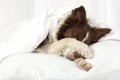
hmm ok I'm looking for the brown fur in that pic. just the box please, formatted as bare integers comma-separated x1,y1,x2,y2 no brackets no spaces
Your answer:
57,6,111,45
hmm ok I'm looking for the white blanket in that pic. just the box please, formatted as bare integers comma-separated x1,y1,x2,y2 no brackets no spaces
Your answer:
0,11,51,61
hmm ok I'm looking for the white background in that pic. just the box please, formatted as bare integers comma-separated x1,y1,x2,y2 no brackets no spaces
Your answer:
0,0,120,32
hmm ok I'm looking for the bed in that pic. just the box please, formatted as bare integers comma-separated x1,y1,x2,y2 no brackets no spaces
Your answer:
0,39,120,80
0,0,120,80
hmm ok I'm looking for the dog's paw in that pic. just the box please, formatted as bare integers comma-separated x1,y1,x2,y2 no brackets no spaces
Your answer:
74,58,92,71
65,52,83,60
81,63,92,71
80,48,94,59
59,41,94,60
64,38,94,59
75,42,94,59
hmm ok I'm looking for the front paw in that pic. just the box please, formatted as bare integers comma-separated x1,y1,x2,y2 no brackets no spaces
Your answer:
80,49,94,59
74,58,92,71
76,42,94,59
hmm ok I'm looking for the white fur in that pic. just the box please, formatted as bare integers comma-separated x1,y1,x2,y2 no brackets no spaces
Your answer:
82,32,90,42
36,38,94,59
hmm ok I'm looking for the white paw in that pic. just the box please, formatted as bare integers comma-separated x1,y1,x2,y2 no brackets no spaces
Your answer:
63,38,94,59
47,38,94,59
65,52,84,60
59,46,84,60
59,38,94,59
74,58,92,71
75,41,94,59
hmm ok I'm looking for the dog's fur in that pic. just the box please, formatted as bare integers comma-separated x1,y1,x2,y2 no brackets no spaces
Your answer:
35,6,111,71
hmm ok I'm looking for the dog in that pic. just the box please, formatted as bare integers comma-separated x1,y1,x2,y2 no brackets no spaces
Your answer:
35,6,111,71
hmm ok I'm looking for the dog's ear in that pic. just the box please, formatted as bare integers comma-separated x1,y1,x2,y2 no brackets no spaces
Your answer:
72,5,87,24
92,27,111,42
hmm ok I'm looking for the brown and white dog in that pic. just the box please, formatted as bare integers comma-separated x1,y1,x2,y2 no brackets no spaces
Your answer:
35,6,111,71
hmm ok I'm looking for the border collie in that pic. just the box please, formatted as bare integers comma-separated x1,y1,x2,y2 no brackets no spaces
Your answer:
35,6,111,71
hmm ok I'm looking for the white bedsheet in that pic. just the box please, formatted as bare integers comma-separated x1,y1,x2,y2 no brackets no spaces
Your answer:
0,40,120,80
84,69,120,80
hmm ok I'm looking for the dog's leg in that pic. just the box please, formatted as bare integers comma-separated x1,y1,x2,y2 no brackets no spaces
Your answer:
59,38,94,59
74,58,92,71
44,38,94,59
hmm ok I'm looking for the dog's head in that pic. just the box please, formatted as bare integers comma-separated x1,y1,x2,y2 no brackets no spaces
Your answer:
57,6,111,45
57,6,88,40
